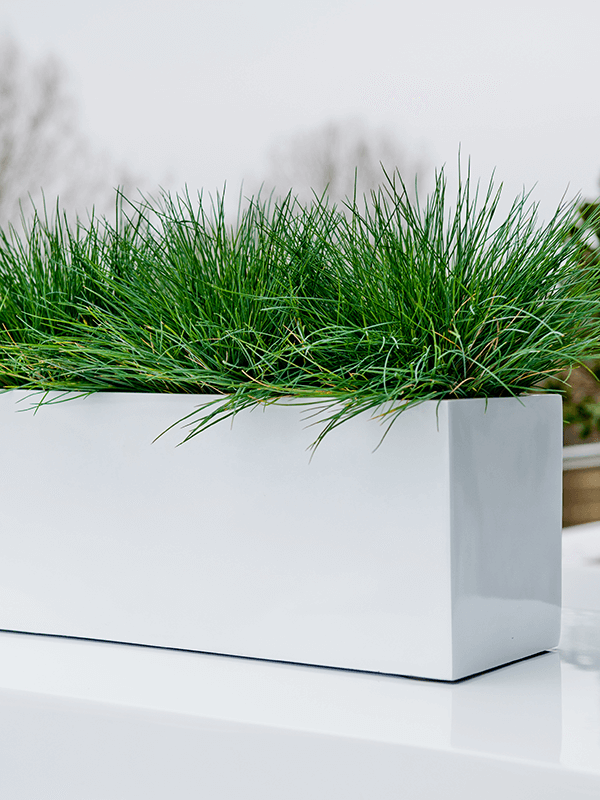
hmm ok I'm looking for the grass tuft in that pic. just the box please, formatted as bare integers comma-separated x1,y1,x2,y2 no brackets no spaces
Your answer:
1,166,599,448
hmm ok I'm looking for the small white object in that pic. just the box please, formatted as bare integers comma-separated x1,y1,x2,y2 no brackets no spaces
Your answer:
0,391,562,680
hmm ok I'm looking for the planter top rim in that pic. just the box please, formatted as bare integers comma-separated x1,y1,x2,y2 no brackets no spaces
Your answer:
0,389,561,406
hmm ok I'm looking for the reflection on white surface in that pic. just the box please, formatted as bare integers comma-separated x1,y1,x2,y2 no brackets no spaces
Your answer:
451,651,562,762
559,609,600,772
0,611,596,760
0,609,599,798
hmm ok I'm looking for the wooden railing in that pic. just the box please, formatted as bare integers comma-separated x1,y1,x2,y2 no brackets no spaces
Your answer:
563,443,600,527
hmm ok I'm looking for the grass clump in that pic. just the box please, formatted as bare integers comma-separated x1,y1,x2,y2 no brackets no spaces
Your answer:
0,166,599,448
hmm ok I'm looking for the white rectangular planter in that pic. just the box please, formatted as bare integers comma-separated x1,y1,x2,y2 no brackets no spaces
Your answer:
0,390,562,681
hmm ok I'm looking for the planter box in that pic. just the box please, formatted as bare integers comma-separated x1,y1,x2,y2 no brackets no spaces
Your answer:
0,390,562,681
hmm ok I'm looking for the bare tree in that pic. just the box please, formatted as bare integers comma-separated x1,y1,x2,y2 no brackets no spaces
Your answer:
0,35,138,227
264,118,426,204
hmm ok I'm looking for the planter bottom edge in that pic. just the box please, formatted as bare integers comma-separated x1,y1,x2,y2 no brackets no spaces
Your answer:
0,627,554,683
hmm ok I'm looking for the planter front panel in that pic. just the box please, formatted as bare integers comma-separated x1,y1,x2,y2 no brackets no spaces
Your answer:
0,391,561,680
0,391,454,679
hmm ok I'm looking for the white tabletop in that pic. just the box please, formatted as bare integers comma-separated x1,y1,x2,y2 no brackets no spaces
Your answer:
0,602,599,800
0,522,597,800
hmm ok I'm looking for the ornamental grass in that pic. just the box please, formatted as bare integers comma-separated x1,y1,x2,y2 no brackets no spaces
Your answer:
1,166,599,447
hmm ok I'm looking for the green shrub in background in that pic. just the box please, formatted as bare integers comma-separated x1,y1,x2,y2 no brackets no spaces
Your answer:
547,199,600,444
1,166,599,448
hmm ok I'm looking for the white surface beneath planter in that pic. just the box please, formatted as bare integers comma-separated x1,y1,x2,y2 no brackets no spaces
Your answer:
0,607,597,800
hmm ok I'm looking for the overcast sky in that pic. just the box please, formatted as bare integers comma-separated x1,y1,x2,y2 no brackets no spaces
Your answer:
2,0,599,220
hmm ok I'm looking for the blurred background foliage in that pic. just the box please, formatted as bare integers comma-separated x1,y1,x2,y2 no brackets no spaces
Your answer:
548,199,600,445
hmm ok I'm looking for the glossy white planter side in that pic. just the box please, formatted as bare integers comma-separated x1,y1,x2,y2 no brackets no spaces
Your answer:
0,391,562,681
